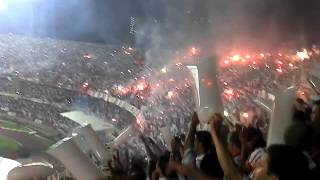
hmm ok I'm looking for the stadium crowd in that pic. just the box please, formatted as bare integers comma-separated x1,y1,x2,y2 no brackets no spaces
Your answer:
71,101,319,180
0,35,151,137
85,48,320,179
94,98,320,180
1,35,320,179
45,49,320,179
0,35,145,92
0,95,77,135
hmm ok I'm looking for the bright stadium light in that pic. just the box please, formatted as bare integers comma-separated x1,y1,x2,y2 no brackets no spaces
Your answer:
0,0,7,11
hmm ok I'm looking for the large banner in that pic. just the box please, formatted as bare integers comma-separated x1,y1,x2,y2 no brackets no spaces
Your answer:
86,90,145,131
267,87,295,146
257,90,275,101
187,65,200,106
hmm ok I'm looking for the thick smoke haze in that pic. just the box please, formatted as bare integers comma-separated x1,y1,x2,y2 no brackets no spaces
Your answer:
136,0,320,57
0,0,319,52
0,0,135,43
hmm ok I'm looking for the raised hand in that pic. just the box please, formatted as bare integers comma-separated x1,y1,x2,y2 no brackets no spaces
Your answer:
192,111,200,126
208,115,217,133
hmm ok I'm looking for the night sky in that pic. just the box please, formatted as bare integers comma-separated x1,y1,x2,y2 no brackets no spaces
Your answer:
0,0,319,47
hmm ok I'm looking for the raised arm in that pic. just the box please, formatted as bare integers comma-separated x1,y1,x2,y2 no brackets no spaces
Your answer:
140,135,158,161
147,137,163,156
208,115,243,180
239,126,250,165
184,112,199,152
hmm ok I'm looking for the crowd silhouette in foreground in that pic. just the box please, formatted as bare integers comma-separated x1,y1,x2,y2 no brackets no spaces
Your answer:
69,98,319,180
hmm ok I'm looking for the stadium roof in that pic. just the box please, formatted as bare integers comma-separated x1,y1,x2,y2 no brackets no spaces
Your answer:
60,111,114,131
0,157,21,179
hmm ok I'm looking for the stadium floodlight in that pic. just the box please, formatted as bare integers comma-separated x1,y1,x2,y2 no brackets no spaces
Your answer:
0,0,6,11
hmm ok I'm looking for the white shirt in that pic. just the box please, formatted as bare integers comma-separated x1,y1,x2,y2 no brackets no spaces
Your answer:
195,154,205,168
181,148,196,167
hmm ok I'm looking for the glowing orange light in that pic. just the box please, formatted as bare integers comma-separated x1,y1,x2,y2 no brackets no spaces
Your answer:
242,112,249,118
117,85,128,94
260,53,265,58
289,63,294,67
232,54,241,61
137,84,144,91
225,89,234,95
276,68,283,73
169,78,175,82
190,47,197,55
167,91,175,99
83,54,92,59
224,60,230,64
297,49,309,60
206,80,213,86
136,118,142,125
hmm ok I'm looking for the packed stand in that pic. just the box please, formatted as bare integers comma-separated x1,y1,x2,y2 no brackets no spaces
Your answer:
71,96,136,131
0,34,145,92
0,95,78,135
1,34,320,179
103,100,320,180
